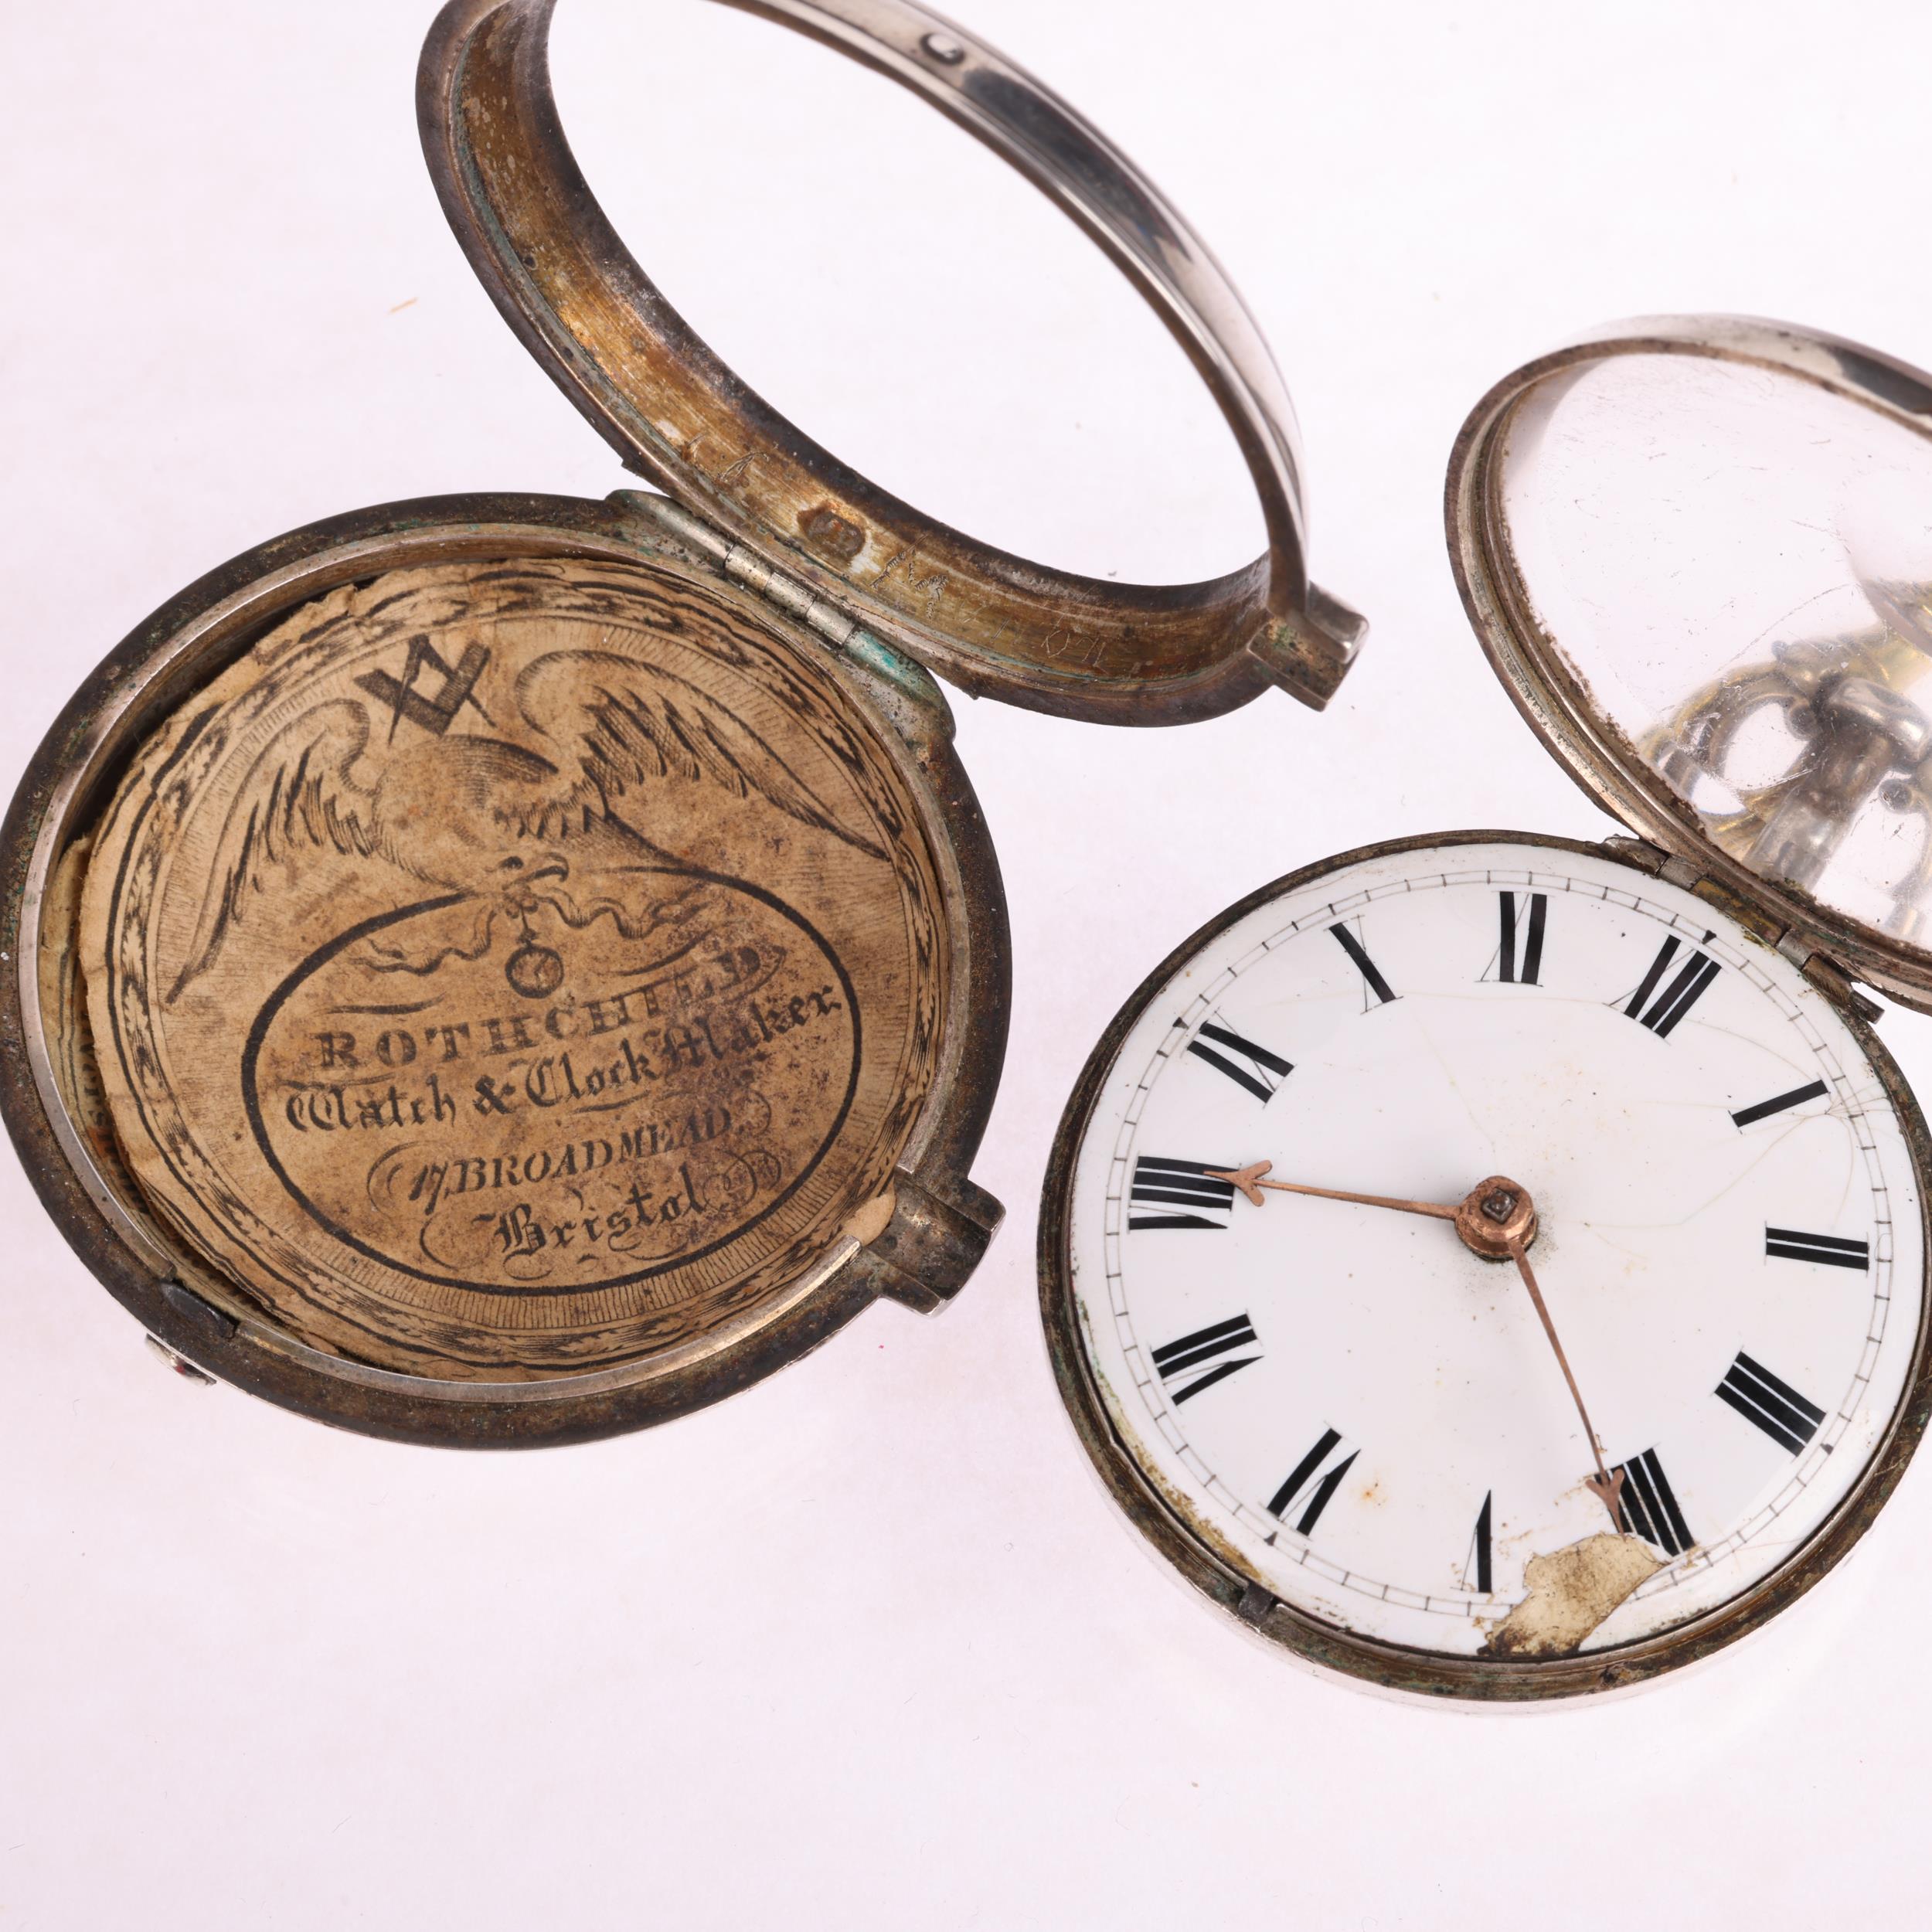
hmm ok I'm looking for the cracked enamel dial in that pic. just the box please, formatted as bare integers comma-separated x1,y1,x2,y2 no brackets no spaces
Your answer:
1049,836,1930,1684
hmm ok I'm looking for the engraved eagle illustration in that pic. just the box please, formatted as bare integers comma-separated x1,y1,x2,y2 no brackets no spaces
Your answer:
166,645,887,1005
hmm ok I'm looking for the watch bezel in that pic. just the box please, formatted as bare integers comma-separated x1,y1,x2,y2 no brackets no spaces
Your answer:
418,0,1365,720
1447,315,1932,1016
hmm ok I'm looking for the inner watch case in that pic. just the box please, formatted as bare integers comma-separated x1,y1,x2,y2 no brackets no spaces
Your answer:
1040,314,1932,1698
0,0,1362,1446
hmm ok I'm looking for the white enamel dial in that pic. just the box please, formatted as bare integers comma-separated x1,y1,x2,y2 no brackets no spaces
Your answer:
1060,838,1928,1668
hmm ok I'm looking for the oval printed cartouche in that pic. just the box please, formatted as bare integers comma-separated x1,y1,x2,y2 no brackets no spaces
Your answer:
81,556,947,1379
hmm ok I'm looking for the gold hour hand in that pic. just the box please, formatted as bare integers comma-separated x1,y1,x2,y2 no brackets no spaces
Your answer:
1204,1161,1460,1222
1209,1162,1628,1533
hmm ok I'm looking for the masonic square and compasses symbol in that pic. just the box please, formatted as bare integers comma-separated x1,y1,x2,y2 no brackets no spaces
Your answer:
168,625,889,1003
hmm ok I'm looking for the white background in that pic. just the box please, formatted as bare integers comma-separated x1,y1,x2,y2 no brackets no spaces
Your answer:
3,2,1930,1925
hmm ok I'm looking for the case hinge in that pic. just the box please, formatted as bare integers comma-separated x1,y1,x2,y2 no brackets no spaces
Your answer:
722,543,952,725
1775,937,1884,1025
1608,832,1884,1022
1600,835,1704,892
607,490,952,724
1597,834,1671,875
722,543,860,651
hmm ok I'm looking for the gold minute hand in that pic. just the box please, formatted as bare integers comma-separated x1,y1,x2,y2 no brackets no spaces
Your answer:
1203,1161,1460,1223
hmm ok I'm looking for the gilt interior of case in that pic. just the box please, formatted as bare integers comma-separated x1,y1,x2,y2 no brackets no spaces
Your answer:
67,552,950,1382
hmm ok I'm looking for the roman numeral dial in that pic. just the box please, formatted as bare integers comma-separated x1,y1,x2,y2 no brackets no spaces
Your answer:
1329,923,1397,1006
1611,1447,1694,1558
1464,1492,1493,1594
1732,1079,1829,1129
1493,890,1547,985
1068,842,1921,1675
1185,1020,1293,1104
1621,933,1720,1036
1766,1226,1870,1271
1716,1352,1827,1456
1127,1158,1236,1231
1150,1314,1261,1404
1267,1428,1359,1535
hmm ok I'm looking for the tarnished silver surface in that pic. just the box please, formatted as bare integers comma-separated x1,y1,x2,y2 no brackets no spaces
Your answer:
1043,315,1932,1699
420,0,1365,719
1,495,1009,1444
1447,314,1932,1012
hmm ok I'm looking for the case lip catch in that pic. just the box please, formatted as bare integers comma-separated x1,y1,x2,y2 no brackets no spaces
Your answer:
1243,583,1369,712
867,1168,1005,1314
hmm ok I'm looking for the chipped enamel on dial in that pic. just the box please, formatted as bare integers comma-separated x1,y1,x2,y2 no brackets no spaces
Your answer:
1065,839,1927,1662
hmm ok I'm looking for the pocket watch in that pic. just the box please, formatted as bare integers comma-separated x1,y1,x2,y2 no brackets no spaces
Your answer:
0,0,1362,1446
1041,318,1932,1699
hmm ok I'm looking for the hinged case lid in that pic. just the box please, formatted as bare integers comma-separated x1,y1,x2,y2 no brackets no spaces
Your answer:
1447,315,1932,1012
419,0,1365,724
